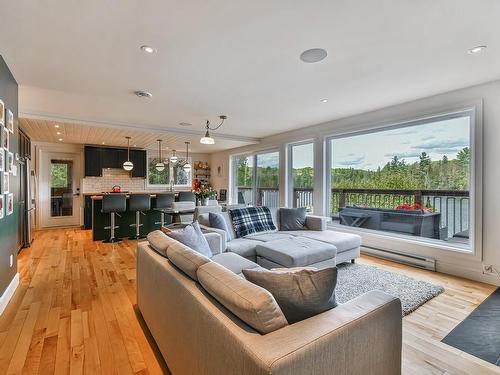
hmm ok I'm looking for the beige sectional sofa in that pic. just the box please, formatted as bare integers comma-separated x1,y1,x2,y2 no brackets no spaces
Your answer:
137,232,402,375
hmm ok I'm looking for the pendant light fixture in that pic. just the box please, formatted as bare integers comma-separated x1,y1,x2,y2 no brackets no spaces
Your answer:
155,139,165,171
200,115,227,145
183,142,192,173
170,149,178,164
123,136,134,171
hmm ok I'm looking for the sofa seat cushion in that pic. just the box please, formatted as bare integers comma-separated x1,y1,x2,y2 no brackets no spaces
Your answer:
197,261,288,334
256,237,337,268
297,230,361,253
226,238,261,258
245,232,294,242
211,252,261,276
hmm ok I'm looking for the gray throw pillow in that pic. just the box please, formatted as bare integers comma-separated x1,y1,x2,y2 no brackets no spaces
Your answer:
167,221,212,258
209,212,232,241
242,267,338,324
279,207,307,230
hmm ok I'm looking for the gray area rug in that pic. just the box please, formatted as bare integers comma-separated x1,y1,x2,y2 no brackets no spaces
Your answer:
336,263,444,316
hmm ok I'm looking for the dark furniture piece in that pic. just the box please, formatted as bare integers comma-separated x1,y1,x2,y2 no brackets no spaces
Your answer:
101,194,127,242
178,191,196,202
129,194,151,239
339,206,442,239
84,145,147,177
154,193,175,228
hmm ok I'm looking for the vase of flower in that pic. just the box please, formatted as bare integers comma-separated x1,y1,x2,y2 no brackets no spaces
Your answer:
193,183,213,206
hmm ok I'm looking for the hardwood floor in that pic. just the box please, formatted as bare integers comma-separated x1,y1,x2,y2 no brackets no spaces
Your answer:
0,228,498,375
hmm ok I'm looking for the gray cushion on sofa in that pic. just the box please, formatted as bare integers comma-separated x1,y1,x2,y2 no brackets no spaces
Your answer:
211,252,261,276
245,232,294,242
242,267,338,324
297,230,361,253
279,208,307,231
209,212,233,241
226,238,262,259
146,230,171,257
166,240,212,281
168,221,212,257
256,237,337,268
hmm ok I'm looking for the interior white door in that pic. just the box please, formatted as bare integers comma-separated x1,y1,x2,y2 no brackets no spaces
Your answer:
40,151,81,228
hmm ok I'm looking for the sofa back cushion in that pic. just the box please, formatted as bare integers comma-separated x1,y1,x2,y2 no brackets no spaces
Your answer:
146,230,172,257
229,207,277,238
167,240,212,281
242,267,338,324
197,261,288,334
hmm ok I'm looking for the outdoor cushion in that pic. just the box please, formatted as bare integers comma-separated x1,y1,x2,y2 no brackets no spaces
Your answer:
229,207,277,238
279,207,307,231
298,230,361,253
167,221,212,257
196,261,288,334
166,240,211,281
226,238,261,259
256,237,337,268
211,252,261,275
245,232,294,242
243,267,338,324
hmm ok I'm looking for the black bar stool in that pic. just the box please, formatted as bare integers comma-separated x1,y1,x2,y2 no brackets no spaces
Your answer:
129,194,151,239
178,191,196,202
102,194,127,243
154,193,175,228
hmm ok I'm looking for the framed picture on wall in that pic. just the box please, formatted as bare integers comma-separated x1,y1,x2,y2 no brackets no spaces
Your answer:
2,127,8,150
2,172,9,194
7,109,13,133
6,193,13,216
0,99,4,126
7,152,13,173
0,150,3,173
0,194,3,219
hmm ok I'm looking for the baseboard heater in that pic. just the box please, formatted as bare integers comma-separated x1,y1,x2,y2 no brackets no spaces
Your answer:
361,245,436,271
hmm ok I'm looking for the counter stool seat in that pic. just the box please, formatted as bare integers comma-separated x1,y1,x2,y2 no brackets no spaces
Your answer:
154,193,175,228
129,194,151,239
101,194,127,243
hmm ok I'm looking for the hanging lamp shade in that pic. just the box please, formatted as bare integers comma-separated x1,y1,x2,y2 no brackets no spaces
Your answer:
123,136,134,171
183,141,192,172
155,139,165,171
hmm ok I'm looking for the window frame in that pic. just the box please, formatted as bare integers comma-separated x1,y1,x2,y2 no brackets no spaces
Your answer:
286,139,315,209
146,150,192,189
324,106,482,257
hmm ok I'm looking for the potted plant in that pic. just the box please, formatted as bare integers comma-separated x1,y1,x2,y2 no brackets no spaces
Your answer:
193,183,213,206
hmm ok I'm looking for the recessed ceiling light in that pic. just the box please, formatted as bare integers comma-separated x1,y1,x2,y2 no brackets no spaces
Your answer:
300,48,328,63
58,138,63,142
133,144,137,147
54,124,60,128
102,141,105,145
134,90,153,98
179,122,192,127
140,45,157,54
56,131,61,135
320,98,328,103
467,45,487,55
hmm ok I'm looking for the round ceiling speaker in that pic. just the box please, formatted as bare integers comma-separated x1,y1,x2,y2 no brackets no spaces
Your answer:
300,48,328,63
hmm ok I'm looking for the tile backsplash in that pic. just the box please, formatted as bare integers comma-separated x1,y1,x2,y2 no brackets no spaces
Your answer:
82,168,150,193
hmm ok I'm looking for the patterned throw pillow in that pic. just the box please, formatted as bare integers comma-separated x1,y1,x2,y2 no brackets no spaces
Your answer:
229,207,277,238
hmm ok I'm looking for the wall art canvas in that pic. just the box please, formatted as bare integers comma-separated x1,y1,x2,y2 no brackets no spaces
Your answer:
0,194,3,219
6,193,13,216
0,150,3,173
2,172,9,194
7,109,13,133
0,99,4,126
7,152,13,173
2,127,8,150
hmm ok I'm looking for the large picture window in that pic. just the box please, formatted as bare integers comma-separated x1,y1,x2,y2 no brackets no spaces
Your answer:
147,152,192,188
288,142,314,211
231,151,280,207
328,111,474,250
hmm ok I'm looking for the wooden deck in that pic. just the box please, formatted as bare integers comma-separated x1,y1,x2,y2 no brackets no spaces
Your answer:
0,228,498,375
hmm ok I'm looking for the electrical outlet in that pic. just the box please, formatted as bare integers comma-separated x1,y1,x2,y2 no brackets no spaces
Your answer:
482,264,495,274
9,254,13,268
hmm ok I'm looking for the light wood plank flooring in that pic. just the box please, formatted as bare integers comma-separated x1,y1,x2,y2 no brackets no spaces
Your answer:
0,228,498,375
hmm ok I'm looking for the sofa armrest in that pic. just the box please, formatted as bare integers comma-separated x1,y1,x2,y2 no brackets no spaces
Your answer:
204,232,222,255
201,225,227,251
305,215,331,231
253,290,402,375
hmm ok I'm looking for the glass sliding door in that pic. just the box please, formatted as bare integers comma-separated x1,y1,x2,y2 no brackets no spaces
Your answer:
231,151,280,207
328,111,473,250
289,142,314,211
256,151,280,207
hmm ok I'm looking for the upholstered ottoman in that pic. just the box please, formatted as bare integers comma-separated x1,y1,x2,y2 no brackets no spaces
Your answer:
255,237,337,270
297,230,361,264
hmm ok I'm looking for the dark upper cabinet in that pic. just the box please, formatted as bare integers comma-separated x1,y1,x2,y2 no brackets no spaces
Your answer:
130,150,147,178
84,146,103,177
84,145,146,177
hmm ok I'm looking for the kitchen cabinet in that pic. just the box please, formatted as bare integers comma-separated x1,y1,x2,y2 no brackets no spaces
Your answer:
84,146,102,177
130,150,147,178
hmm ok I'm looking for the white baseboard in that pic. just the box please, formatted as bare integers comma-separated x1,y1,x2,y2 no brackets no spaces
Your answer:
0,273,20,315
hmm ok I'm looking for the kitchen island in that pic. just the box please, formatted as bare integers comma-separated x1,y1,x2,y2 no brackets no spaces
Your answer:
88,192,192,241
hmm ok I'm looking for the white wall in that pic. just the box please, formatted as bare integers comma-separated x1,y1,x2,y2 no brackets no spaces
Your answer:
210,79,500,285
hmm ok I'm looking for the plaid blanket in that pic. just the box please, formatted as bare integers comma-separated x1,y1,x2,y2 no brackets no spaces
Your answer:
229,207,277,238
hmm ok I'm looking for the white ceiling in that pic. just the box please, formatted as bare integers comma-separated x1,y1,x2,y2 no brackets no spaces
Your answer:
1,0,499,148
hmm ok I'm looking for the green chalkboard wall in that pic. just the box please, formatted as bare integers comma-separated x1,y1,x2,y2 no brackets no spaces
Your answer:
0,56,19,297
